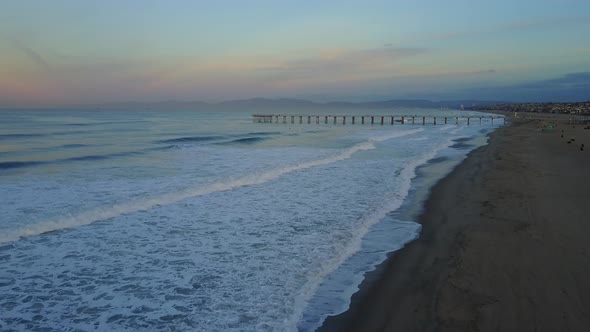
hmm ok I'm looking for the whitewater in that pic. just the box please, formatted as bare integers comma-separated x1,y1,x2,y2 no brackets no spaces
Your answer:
0,108,500,331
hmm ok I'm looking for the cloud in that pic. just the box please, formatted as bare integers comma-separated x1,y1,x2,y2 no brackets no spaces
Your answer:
260,47,430,81
416,69,497,78
461,72,590,102
500,16,590,32
478,69,496,74
515,72,590,89
8,38,50,70
425,16,590,42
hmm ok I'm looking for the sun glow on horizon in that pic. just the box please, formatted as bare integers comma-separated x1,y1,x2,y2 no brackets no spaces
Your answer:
1,0,589,106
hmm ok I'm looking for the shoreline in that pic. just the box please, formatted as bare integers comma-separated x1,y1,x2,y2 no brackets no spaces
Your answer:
319,117,590,331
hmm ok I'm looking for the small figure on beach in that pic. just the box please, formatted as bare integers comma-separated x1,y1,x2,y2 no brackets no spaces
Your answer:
581,144,585,151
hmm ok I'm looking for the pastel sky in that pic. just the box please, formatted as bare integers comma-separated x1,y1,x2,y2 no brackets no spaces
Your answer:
1,0,589,106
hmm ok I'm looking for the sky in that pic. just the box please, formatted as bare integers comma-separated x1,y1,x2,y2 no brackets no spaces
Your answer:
0,0,589,107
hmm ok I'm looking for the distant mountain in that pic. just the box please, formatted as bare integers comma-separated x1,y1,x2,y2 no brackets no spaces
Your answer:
73,98,505,111
359,99,505,109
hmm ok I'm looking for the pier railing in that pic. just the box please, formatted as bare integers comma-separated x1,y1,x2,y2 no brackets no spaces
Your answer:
252,114,505,125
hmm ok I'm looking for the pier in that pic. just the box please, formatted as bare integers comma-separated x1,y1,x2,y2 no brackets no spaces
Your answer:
252,114,505,125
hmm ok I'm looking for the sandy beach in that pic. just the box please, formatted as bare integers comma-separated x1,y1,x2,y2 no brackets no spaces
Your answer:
320,116,590,331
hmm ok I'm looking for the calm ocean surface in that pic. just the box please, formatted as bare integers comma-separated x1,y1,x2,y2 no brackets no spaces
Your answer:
0,108,500,331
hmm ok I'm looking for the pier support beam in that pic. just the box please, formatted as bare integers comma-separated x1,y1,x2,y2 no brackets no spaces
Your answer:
343,116,346,125
391,116,394,125
361,116,365,125
401,116,405,124
381,116,384,125
352,116,355,124
371,116,374,125
422,117,426,125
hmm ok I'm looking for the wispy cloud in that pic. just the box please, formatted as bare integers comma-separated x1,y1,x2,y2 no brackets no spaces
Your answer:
515,72,590,89
461,72,590,102
500,16,590,32
403,68,498,78
260,47,430,81
423,16,590,42
8,38,50,70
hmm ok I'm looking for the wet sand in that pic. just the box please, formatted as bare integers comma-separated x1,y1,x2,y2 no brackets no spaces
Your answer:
319,117,590,331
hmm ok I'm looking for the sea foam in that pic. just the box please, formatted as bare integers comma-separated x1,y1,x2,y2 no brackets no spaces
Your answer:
0,109,501,331
0,128,424,244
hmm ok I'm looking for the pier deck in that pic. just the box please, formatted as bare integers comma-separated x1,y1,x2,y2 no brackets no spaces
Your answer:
252,114,505,125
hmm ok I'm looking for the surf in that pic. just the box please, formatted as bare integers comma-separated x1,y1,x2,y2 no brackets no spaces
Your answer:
0,128,423,244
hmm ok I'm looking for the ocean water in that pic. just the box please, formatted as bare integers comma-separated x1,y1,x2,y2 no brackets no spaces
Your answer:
0,108,501,331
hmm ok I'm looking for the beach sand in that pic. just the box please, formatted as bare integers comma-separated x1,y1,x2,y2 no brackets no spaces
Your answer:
319,117,590,331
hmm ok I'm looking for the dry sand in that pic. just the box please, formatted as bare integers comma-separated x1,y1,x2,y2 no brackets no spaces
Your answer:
319,117,590,332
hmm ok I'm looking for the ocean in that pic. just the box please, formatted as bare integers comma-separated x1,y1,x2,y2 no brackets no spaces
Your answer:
0,108,500,331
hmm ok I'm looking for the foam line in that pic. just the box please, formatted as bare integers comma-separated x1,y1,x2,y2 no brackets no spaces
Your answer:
286,134,455,331
450,125,466,135
0,128,424,244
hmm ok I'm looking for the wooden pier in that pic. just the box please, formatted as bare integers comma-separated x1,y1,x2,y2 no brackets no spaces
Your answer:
252,114,505,125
